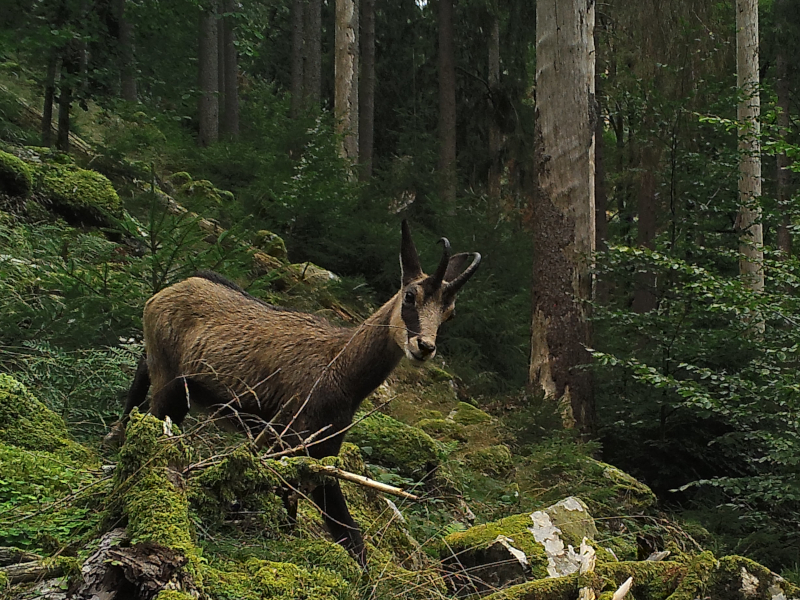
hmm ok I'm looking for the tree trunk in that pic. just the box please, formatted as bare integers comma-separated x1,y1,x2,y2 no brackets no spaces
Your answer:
632,146,661,313
221,0,239,139
290,0,305,118
487,14,502,205
56,43,80,152
529,0,596,436
775,10,791,257
735,0,763,294
304,0,322,106
358,0,375,180
42,49,59,146
198,1,219,147
595,96,607,253
438,0,457,207
334,0,358,162
217,16,226,123
115,0,137,102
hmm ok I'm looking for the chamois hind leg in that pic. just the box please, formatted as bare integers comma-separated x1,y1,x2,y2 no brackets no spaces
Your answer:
311,482,367,568
123,355,151,418
103,355,151,448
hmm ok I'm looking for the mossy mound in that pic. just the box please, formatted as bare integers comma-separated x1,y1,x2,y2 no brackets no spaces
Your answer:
347,412,440,478
0,375,100,553
587,458,657,514
416,417,468,442
36,163,121,224
0,374,91,461
464,444,515,477
0,150,32,197
254,229,288,259
188,447,288,532
202,557,351,600
450,401,492,425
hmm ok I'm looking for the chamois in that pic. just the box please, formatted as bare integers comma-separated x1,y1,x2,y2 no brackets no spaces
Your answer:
118,220,481,566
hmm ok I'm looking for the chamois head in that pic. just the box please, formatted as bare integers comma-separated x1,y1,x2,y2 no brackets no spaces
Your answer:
389,220,481,364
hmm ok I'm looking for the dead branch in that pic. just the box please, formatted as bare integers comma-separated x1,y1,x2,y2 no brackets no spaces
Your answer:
305,463,421,502
0,547,42,566
1,561,63,584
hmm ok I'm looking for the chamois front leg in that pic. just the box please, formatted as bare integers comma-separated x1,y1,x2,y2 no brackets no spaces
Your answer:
311,481,367,568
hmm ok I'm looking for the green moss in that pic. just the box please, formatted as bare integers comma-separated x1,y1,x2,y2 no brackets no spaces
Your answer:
416,418,467,442
347,412,439,477
112,411,200,577
0,374,91,461
588,458,657,512
482,572,579,600
255,229,288,259
179,179,223,204
599,560,685,600
667,551,717,600
202,557,352,600
37,163,121,221
169,171,192,186
0,150,33,197
363,545,447,600
154,591,196,600
464,444,514,476
451,401,492,425
188,447,287,531
441,512,550,580
0,569,8,588
425,364,455,383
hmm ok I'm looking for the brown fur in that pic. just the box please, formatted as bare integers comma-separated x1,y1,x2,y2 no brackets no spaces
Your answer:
119,221,480,567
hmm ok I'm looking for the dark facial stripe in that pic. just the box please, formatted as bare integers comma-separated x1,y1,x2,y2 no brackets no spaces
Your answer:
401,302,421,340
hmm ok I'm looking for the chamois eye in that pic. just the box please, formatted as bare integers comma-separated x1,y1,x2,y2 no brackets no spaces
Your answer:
404,291,416,306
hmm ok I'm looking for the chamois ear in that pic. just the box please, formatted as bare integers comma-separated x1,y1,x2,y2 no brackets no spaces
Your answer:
443,252,482,297
400,220,423,286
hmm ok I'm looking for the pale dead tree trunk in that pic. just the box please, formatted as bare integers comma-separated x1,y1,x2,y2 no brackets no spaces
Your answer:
304,0,322,106
487,14,502,204
529,0,596,436
358,0,375,180
290,0,305,118
775,1,792,257
198,1,219,147
735,0,763,294
221,0,239,138
632,145,661,313
438,0,457,207
335,0,359,161
42,49,59,146
114,0,137,102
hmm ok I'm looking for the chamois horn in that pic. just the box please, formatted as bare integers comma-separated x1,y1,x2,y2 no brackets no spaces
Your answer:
431,237,451,287
444,252,482,296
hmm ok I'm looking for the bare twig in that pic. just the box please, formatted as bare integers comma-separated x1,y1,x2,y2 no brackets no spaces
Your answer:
305,464,421,502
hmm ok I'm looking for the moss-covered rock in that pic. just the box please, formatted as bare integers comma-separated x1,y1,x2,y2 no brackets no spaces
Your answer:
36,163,121,223
0,150,33,197
450,401,492,425
347,412,440,477
0,374,90,461
482,572,580,600
179,179,224,205
416,418,468,442
588,458,657,513
440,497,598,594
254,229,288,259
464,444,514,477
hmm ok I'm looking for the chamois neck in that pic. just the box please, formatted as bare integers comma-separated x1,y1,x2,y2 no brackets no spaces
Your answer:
332,294,404,411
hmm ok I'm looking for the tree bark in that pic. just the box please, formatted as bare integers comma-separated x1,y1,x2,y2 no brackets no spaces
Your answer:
198,1,219,147
735,0,763,294
595,96,607,253
358,0,375,180
487,14,502,204
334,0,359,161
115,0,137,102
304,0,322,106
438,0,457,206
56,42,80,152
42,48,59,146
217,15,226,123
529,0,596,436
221,0,239,138
775,7,791,257
290,0,305,118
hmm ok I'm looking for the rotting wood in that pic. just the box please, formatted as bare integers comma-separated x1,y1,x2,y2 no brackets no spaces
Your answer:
2,561,63,584
0,547,42,566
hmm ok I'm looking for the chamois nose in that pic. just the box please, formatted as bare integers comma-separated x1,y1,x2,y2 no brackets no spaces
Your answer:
418,339,436,356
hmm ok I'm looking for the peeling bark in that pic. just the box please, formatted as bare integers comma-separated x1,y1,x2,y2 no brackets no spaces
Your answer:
529,0,596,436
